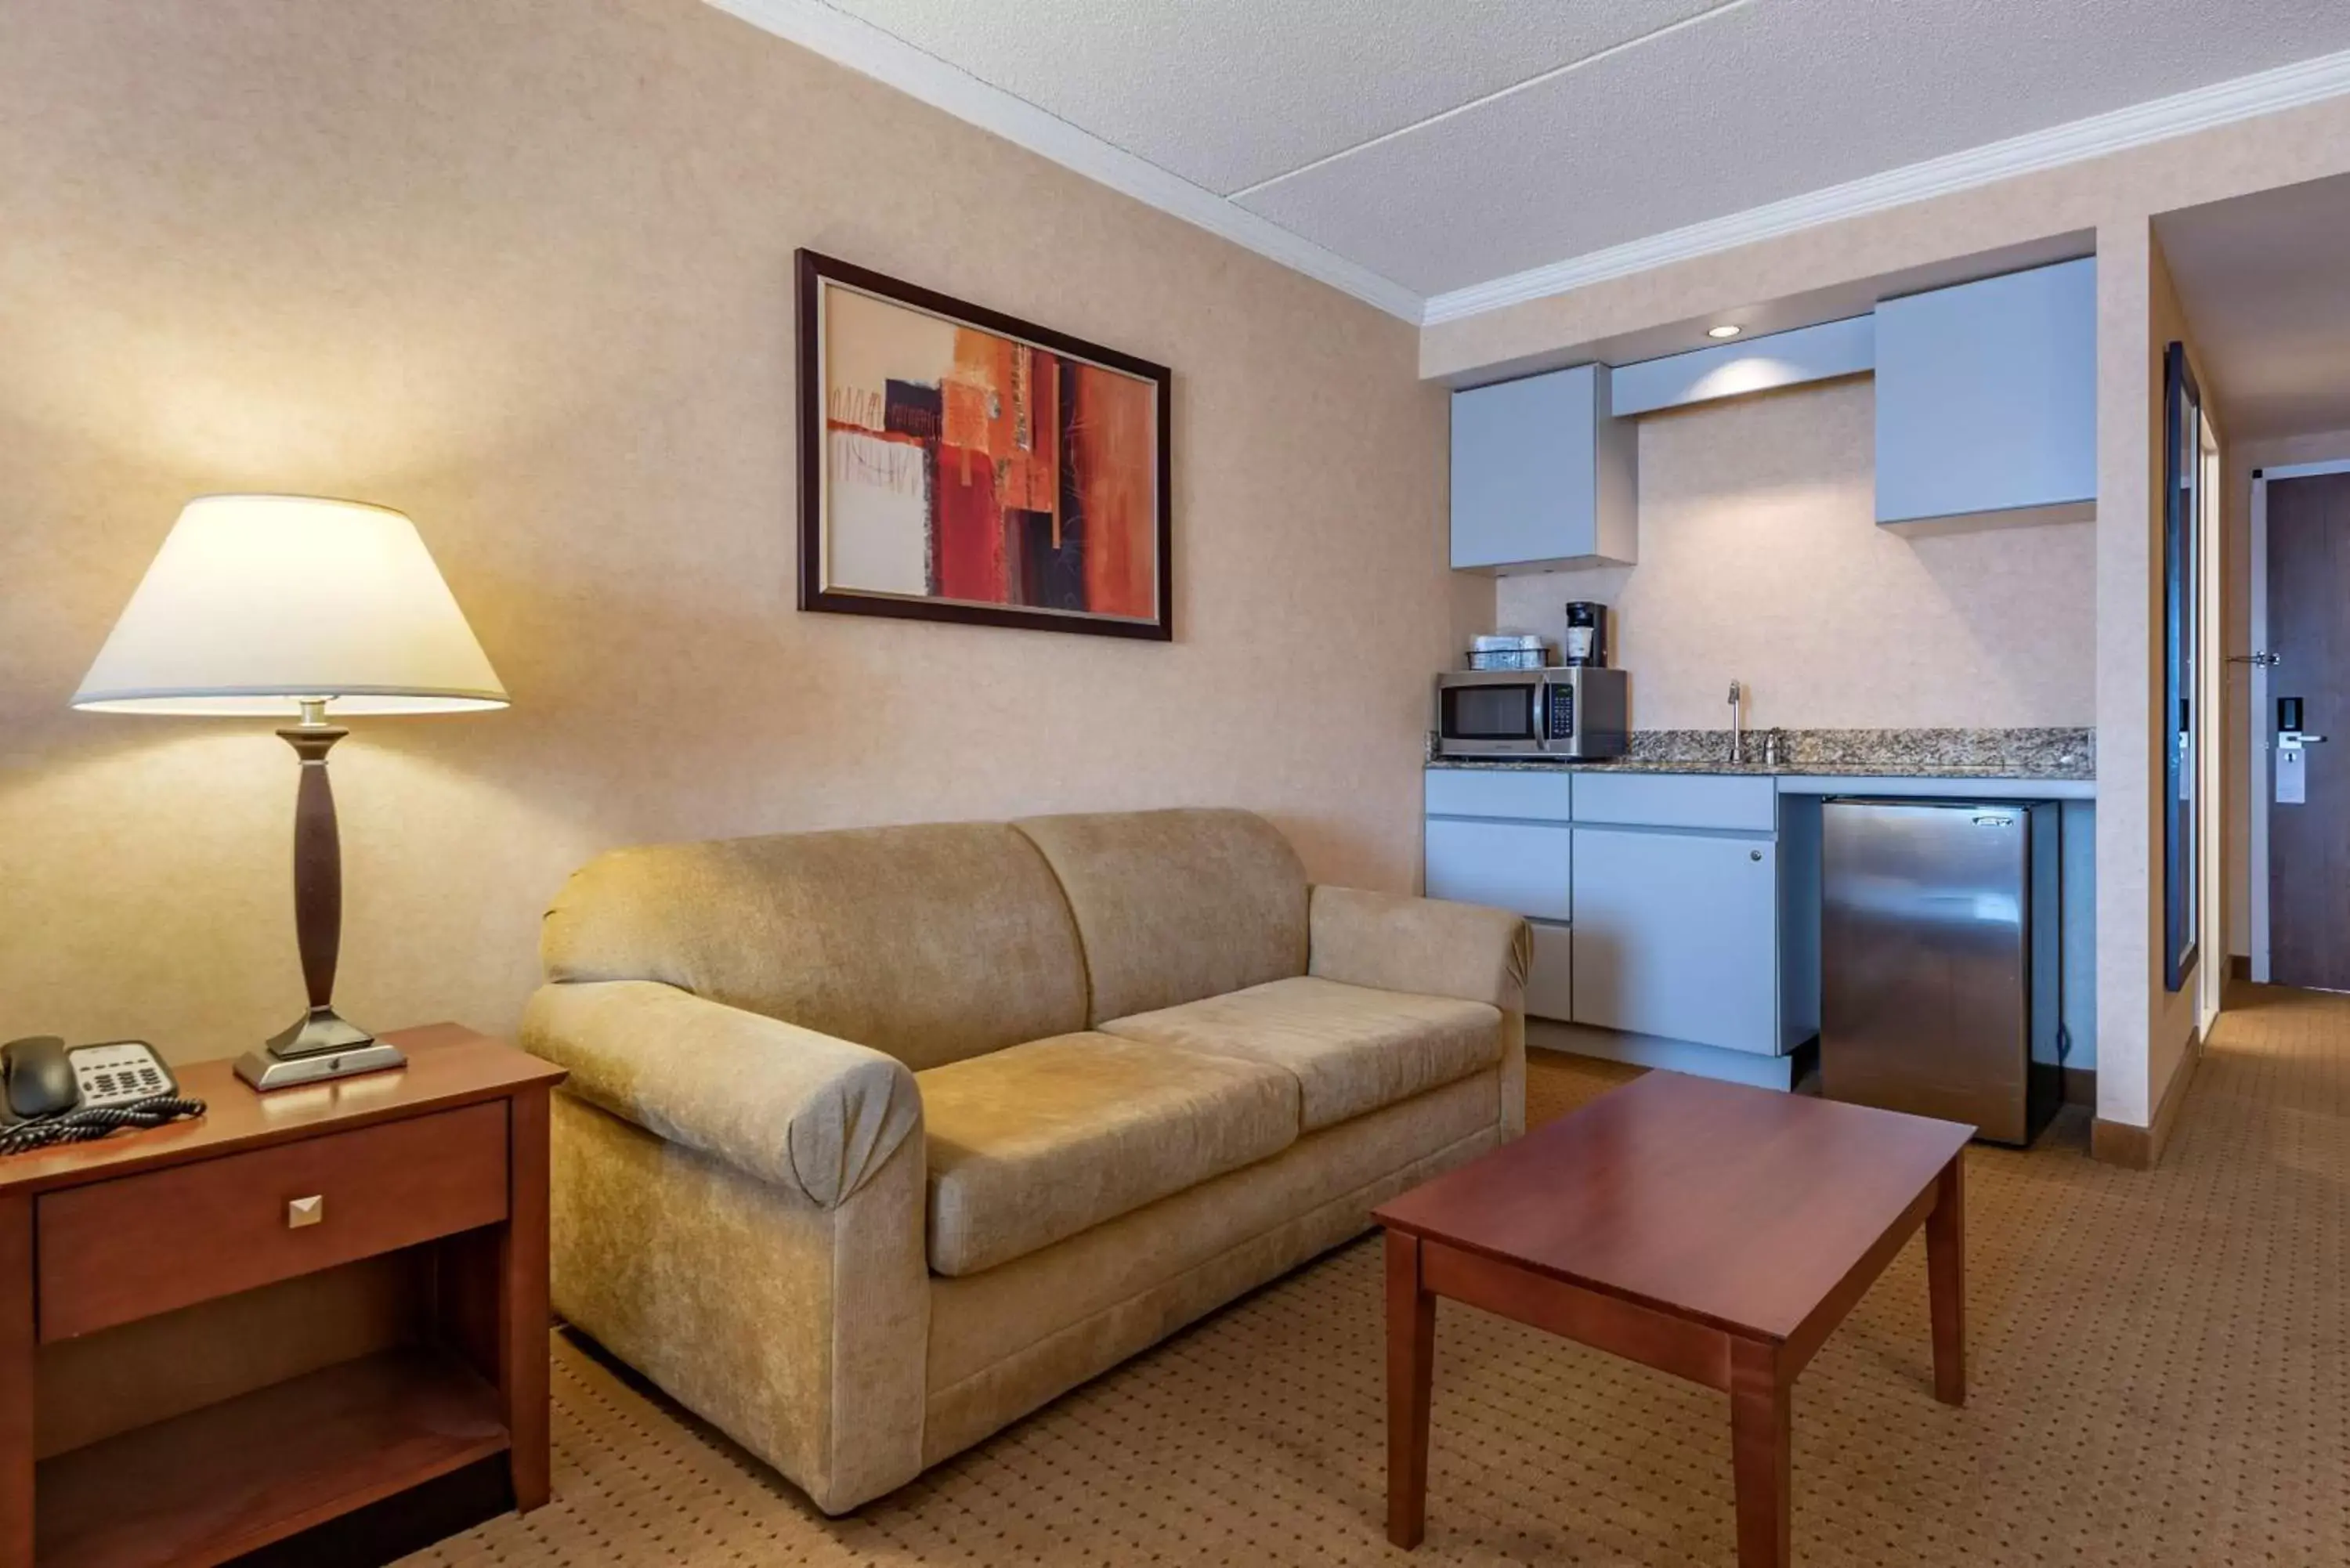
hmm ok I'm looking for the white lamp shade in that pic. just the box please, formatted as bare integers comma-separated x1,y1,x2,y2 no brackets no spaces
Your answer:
73,495,508,717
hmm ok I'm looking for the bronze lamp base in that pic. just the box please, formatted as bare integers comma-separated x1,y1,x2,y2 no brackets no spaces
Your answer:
239,704,409,1093
235,1004,406,1090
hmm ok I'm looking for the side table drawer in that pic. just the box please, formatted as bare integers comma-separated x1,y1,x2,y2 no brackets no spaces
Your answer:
36,1101,510,1342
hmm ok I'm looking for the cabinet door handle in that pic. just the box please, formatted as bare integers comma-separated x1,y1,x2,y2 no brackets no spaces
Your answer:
287,1194,325,1230
1749,849,1763,862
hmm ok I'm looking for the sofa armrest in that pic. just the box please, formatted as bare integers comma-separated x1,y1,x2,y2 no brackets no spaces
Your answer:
521,979,920,1209
1307,884,1531,1012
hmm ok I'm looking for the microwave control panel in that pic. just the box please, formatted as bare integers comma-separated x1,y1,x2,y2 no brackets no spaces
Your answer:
1546,687,1574,739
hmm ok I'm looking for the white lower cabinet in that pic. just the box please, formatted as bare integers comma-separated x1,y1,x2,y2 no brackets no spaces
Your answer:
1423,817,1572,922
1567,828,1781,1054
1424,769,1788,1068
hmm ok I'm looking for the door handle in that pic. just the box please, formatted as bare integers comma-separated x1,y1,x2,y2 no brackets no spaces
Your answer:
2277,696,2323,748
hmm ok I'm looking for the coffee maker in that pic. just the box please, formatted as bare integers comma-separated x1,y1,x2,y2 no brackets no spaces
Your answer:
1563,602,1610,667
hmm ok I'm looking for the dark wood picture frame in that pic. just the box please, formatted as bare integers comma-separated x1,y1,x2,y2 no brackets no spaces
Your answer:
2161,340,2202,994
795,249,1174,641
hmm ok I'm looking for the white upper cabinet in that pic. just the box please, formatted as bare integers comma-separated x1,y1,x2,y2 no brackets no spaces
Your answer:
1449,363,1636,570
1875,257,2097,529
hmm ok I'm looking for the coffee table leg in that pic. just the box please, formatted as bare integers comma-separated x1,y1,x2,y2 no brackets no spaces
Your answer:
1385,1230,1434,1549
1729,1338,1791,1568
1926,1154,1966,1407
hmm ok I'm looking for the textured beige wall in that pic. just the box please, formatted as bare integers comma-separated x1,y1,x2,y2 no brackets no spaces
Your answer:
1493,380,2096,729
2088,224,2218,1128
0,0,1452,1063
2086,222,2157,1126
2134,236,2217,1125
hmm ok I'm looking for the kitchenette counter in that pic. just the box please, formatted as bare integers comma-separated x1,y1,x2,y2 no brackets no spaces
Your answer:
1428,760,2095,800
1427,725,2095,795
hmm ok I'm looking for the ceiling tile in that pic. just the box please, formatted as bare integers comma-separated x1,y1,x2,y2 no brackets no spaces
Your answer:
816,0,1736,194
1235,0,2350,296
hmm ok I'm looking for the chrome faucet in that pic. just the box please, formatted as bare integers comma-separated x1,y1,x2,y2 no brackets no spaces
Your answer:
1728,681,1745,765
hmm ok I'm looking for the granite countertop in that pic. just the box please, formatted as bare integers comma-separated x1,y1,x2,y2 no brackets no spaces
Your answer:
1427,727,2095,782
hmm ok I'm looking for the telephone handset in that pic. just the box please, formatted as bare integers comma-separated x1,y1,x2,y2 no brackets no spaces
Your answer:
1,1036,206,1156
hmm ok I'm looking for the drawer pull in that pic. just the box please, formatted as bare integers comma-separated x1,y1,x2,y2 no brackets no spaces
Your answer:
287,1194,325,1230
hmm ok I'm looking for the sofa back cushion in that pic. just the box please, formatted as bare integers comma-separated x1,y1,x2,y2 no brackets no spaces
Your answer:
541,822,1090,1071
1013,808,1309,1024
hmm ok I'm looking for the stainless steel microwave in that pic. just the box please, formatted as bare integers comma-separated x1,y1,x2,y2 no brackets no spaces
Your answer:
1434,667,1629,759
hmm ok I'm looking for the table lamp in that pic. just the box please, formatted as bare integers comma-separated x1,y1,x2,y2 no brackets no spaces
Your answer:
72,495,508,1089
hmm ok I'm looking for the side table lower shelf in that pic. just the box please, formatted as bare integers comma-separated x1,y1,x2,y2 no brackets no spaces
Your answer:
36,1349,507,1568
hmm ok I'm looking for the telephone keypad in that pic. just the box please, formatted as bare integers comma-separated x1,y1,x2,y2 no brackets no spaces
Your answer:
70,1041,177,1109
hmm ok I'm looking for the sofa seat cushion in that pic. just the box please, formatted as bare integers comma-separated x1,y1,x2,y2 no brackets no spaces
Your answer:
919,1033,1300,1277
1101,977,1503,1133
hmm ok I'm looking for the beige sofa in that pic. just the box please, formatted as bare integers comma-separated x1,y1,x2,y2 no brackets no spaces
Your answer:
522,807,1529,1513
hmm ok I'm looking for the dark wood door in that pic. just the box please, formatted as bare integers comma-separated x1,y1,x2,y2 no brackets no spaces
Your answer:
2267,472,2350,990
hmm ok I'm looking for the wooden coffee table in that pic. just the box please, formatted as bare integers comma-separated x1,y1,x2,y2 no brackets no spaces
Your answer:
1373,1070,1972,1567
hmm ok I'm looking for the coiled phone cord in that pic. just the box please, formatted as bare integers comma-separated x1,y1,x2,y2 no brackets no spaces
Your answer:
0,1094,208,1158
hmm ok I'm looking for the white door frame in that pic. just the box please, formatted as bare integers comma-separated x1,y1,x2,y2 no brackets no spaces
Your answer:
2200,427,2223,1025
2248,456,2350,983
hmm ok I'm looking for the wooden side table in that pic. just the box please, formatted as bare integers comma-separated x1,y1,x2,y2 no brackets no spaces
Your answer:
0,1024,565,1568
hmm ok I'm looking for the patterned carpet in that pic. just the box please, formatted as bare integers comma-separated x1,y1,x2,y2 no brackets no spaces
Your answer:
410,987,2347,1566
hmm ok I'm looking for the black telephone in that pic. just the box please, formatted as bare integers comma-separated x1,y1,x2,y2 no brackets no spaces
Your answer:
0,1036,206,1156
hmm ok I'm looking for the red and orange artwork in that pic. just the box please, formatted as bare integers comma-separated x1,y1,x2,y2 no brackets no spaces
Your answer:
810,270,1166,634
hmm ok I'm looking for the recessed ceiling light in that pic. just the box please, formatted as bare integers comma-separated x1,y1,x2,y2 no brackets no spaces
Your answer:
1707,324,1744,340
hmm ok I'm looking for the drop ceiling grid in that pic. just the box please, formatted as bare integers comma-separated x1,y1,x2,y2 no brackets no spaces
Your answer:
1236,0,2350,297
743,0,2350,322
818,0,1740,196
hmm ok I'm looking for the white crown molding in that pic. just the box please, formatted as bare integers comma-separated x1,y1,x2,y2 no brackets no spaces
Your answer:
1423,47,2350,326
705,0,1426,322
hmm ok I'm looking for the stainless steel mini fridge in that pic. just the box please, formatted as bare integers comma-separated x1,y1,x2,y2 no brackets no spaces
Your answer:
1820,799,2062,1146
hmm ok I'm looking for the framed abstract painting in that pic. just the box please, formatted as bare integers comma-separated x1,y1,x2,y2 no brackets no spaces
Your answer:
796,250,1173,640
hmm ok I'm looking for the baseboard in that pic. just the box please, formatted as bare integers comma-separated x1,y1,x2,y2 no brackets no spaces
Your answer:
2061,1065,2097,1108
2090,1027,2203,1169
2231,953,2251,981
